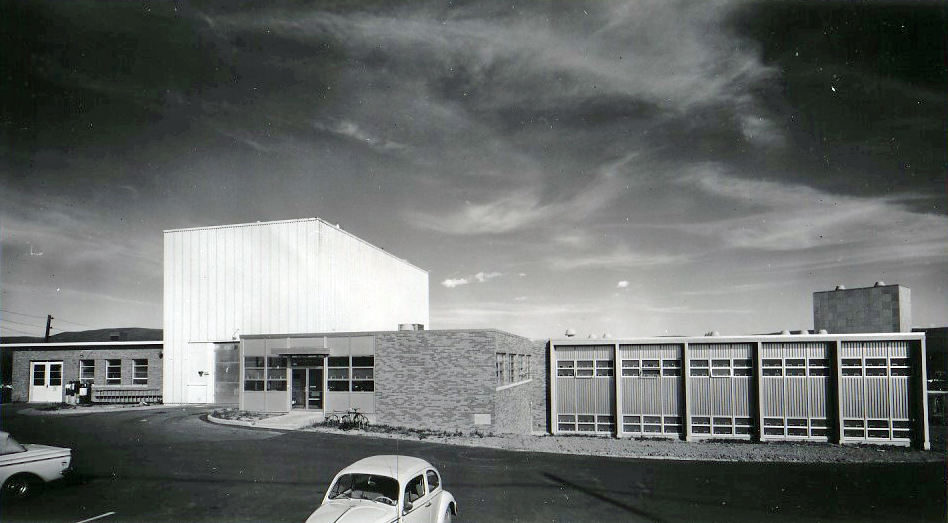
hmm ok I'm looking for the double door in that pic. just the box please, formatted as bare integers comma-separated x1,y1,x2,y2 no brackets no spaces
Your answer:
30,361,63,402
292,367,323,410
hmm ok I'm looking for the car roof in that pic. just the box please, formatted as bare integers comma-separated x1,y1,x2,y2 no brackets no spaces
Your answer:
337,455,434,483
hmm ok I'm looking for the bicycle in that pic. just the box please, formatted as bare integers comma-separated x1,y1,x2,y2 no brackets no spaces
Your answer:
340,408,369,431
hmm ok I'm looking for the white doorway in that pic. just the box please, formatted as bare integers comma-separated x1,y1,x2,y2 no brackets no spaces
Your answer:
30,361,63,403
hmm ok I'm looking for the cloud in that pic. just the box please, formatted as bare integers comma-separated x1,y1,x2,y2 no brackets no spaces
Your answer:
617,281,630,289
312,119,406,152
409,152,637,235
680,167,948,260
441,277,469,288
440,271,503,288
547,246,687,271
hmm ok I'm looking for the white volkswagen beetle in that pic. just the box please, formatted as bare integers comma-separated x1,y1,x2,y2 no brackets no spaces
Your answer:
305,455,457,523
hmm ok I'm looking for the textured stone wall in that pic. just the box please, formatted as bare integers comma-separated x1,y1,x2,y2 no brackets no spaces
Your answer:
11,345,163,402
814,285,911,334
493,382,533,434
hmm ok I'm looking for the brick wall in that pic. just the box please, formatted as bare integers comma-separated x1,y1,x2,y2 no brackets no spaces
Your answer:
11,345,163,402
375,331,497,433
492,331,550,433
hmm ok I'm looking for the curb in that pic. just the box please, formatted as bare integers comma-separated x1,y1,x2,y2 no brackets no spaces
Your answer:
17,404,178,416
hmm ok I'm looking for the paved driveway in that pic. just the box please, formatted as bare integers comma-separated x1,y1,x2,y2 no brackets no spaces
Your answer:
1,404,945,523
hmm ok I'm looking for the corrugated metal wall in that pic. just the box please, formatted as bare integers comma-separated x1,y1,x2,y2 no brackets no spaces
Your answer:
163,218,429,404
618,344,683,437
550,335,926,448
688,343,755,439
759,342,831,442
554,345,615,434
839,340,912,444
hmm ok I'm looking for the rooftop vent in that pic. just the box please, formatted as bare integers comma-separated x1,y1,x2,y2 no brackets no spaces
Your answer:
587,334,599,339
874,281,886,287
835,285,846,290
704,331,720,337
602,333,612,339
781,330,792,335
818,329,828,335
565,328,576,338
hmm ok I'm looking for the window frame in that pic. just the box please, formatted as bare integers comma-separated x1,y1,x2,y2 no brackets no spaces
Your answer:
106,359,122,385
132,359,148,385
80,359,95,382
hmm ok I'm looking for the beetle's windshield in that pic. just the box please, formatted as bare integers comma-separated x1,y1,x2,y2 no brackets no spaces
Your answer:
328,474,399,505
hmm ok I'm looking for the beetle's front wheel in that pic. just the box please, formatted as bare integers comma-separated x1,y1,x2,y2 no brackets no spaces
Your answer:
443,507,453,523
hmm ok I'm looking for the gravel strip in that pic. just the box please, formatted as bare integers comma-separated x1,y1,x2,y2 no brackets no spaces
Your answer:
300,426,945,463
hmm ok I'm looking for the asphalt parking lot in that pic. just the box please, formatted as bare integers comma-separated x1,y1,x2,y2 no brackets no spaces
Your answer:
1,404,945,523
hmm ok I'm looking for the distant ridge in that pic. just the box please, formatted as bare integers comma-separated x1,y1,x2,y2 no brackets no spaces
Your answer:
0,327,162,344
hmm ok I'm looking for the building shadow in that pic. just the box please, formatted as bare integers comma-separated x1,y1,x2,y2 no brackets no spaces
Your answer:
541,471,669,523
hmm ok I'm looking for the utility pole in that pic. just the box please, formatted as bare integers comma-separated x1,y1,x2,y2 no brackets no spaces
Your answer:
45,315,53,343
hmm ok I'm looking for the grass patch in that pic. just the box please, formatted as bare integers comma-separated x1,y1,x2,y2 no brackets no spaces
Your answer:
314,420,489,440
212,408,282,422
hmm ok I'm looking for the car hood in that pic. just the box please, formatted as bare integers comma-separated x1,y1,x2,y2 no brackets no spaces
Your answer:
304,500,395,523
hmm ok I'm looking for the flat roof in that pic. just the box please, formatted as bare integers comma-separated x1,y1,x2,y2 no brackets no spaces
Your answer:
0,341,164,348
550,332,926,344
239,328,532,341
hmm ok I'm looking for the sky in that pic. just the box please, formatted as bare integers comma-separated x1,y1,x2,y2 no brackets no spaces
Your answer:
1,0,946,340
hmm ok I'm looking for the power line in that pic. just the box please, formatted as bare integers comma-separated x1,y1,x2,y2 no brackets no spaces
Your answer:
0,309,48,320
2,309,94,329
0,317,57,329
51,317,95,329
0,326,35,336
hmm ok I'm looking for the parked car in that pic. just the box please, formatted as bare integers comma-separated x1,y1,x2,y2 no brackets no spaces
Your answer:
305,455,457,523
0,431,73,499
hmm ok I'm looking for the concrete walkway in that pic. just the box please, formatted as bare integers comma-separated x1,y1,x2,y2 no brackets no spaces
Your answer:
207,410,325,430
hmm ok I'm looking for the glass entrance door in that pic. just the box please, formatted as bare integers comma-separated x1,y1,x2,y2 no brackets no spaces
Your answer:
291,367,323,410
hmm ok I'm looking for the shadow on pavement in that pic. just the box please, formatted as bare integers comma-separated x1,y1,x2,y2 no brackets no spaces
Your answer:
541,471,668,523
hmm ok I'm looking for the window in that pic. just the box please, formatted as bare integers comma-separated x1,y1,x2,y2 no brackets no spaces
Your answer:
557,360,575,377
689,359,709,377
497,353,506,383
526,355,532,380
351,356,375,392
267,357,287,391
80,360,95,381
133,359,148,385
107,359,122,385
244,357,265,391
507,354,515,382
405,475,425,504
622,359,681,378
328,357,350,392
621,359,640,377
576,360,594,378
595,360,614,377
49,364,62,386
32,365,45,386
426,470,440,491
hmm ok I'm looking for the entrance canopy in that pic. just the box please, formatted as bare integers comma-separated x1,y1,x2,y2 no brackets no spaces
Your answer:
269,347,330,356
